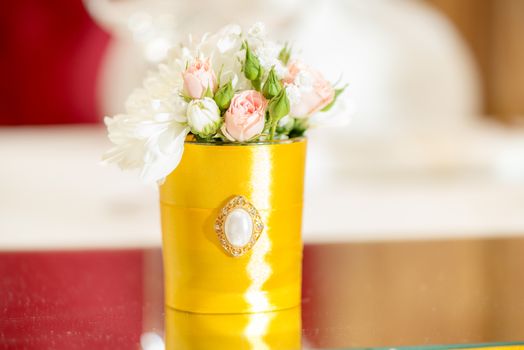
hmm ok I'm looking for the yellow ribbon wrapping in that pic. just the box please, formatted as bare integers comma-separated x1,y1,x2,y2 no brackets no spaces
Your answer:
160,139,307,313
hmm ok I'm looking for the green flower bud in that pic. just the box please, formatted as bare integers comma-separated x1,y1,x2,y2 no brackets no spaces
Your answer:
214,81,234,111
244,42,262,81
278,43,291,65
268,88,290,122
262,67,282,99
268,88,290,140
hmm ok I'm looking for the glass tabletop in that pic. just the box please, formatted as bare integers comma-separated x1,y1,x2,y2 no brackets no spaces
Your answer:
1,237,523,349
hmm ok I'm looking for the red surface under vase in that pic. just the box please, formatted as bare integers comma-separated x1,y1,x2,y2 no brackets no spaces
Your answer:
0,250,145,349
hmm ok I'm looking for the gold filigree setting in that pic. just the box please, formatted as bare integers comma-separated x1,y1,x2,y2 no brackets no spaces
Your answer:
215,195,264,257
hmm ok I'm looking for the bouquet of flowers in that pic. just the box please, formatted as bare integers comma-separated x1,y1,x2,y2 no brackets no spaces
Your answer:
104,23,346,182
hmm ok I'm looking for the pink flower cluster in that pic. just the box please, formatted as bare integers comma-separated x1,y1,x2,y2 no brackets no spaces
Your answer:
182,59,335,142
284,61,335,117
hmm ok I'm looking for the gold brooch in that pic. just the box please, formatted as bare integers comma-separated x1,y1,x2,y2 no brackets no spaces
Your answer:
214,195,264,257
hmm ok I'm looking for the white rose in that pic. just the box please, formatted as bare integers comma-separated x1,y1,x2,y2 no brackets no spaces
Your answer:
186,98,221,137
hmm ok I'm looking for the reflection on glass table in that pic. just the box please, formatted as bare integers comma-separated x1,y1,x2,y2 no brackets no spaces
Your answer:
1,238,524,349
165,307,301,349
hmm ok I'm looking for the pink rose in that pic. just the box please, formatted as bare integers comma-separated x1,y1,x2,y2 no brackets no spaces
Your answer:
284,61,335,118
182,58,217,99
223,90,267,142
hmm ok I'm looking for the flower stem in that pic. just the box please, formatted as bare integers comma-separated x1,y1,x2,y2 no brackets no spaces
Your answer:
269,121,277,140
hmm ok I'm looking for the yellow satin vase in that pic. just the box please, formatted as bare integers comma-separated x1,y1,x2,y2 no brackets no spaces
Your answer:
165,306,301,350
160,139,307,314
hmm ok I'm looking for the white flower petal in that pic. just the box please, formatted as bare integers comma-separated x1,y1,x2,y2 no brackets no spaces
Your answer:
214,24,242,53
248,22,266,39
140,126,190,183
102,140,145,170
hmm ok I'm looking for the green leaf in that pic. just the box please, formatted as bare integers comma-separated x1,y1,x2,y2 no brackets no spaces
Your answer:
212,128,229,142
288,118,308,138
262,67,282,99
320,84,347,112
194,134,212,143
203,86,214,98
178,93,192,103
216,64,225,87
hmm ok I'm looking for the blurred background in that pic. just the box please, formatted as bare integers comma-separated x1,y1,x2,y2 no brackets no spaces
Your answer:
2,0,524,247
1,1,524,349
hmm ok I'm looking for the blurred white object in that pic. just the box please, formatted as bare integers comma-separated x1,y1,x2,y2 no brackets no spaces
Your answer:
13,0,514,248
1,126,523,249
294,0,484,193
0,127,160,249
293,0,481,131
87,0,481,128
85,0,179,118
140,332,164,350
304,120,524,242
86,0,483,190
84,0,303,117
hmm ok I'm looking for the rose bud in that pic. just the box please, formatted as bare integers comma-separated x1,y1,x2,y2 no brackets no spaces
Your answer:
223,90,267,142
284,60,335,118
182,58,217,99
187,98,221,137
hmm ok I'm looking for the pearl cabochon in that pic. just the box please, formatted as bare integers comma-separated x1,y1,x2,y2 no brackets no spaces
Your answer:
224,208,253,248
214,195,264,257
